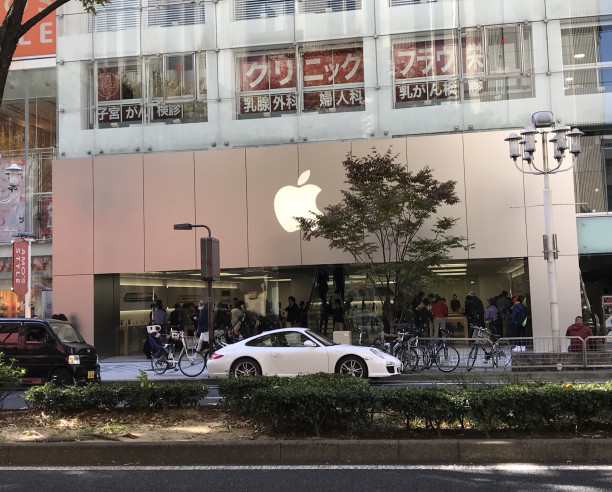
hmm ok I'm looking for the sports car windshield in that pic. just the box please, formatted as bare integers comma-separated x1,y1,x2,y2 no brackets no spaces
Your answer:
306,330,336,346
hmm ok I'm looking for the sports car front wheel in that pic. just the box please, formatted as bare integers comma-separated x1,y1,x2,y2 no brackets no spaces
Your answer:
336,356,368,378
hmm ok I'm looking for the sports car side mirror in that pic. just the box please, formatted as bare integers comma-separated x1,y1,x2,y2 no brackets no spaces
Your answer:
303,340,317,347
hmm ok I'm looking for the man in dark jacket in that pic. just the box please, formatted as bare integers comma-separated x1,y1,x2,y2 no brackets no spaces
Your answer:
510,296,528,352
565,316,594,352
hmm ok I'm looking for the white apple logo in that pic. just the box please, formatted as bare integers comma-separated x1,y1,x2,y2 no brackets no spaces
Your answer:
274,170,322,233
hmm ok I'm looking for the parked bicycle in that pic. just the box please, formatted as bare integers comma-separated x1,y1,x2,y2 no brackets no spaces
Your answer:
466,325,512,371
147,326,206,377
401,327,460,373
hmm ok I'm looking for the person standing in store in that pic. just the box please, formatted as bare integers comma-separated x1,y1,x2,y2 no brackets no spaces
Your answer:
485,298,501,336
431,295,448,338
152,299,167,330
285,296,300,327
333,298,345,331
511,296,528,352
195,300,209,353
496,291,512,337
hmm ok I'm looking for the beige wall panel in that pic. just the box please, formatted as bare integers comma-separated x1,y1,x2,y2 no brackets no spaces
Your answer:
463,131,528,259
298,141,354,266
93,155,145,273
194,149,248,270
52,274,95,343
144,152,196,272
523,168,580,258
351,138,408,166
527,255,581,341
246,145,301,267
406,134,468,259
52,158,94,276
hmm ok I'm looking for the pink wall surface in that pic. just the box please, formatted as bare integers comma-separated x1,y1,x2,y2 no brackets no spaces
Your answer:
144,152,197,272
93,155,145,273
51,274,95,343
52,158,94,276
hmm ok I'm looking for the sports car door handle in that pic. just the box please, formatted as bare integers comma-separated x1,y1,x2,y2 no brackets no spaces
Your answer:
272,352,282,357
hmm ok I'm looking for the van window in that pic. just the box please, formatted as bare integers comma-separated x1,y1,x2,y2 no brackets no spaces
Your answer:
0,324,19,345
24,325,52,344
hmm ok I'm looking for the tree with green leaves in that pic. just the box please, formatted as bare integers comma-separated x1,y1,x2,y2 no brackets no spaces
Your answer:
295,149,468,329
0,0,108,107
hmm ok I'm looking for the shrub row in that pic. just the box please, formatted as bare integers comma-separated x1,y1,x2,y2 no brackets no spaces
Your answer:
25,371,208,413
218,375,612,436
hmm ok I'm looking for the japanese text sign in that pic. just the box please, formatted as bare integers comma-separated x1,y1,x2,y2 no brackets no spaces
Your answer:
302,48,364,87
393,39,458,80
12,240,28,296
239,53,297,92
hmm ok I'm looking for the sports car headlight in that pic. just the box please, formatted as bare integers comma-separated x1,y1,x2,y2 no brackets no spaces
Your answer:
370,348,385,359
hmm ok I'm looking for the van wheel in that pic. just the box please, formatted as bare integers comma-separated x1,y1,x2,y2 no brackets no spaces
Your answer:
51,368,74,386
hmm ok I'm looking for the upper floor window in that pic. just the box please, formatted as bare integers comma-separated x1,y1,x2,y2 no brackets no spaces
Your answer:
88,0,140,32
562,17,612,95
145,0,206,28
297,0,361,14
236,43,364,119
91,53,207,128
235,0,295,20
392,24,533,108
390,0,437,5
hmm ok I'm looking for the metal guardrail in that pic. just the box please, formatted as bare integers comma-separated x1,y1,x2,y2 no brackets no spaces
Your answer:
375,333,612,372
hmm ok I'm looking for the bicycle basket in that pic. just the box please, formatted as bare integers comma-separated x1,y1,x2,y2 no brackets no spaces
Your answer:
184,335,198,350
473,327,490,339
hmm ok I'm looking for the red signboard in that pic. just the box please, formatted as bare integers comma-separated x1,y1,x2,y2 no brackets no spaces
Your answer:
12,240,28,297
0,2,56,59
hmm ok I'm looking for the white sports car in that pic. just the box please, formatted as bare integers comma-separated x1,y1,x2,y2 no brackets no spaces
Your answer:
207,327,402,378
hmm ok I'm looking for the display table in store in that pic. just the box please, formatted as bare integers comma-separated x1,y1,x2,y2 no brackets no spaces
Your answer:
446,314,468,338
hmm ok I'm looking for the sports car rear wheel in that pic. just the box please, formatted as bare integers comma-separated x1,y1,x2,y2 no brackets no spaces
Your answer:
336,356,368,378
230,358,262,377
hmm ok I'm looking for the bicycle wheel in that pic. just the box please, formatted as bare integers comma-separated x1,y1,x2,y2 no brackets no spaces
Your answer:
466,345,478,371
493,339,512,367
178,349,206,377
399,347,419,373
435,345,460,372
413,346,429,373
151,353,168,375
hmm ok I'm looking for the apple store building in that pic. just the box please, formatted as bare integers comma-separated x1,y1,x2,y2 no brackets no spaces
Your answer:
49,0,599,356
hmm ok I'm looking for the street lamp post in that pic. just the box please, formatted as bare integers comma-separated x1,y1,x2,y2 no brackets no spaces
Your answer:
173,223,220,346
504,111,584,353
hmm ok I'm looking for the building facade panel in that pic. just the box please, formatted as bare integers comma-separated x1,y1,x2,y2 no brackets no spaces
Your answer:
93,154,145,273
462,130,529,259
52,158,94,276
52,274,95,342
143,152,196,272
194,148,249,270
246,144,302,267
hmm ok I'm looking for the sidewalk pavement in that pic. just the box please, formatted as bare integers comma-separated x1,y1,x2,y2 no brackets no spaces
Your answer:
2,439,612,466
99,355,612,384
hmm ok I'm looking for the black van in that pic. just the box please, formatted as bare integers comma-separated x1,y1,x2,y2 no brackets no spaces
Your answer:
0,318,101,385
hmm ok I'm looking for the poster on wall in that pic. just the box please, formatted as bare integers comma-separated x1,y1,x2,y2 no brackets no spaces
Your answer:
0,159,25,243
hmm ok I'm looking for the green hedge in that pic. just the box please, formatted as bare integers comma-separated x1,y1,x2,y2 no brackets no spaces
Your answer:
25,371,208,413
0,352,25,407
218,375,612,436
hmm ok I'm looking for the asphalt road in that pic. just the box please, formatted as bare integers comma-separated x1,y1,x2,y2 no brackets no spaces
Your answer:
1,465,611,491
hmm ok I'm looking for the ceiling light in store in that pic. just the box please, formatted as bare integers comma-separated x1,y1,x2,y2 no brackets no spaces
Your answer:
574,53,585,59
220,272,239,276
565,77,574,82
434,263,467,268
434,272,467,276
267,279,292,282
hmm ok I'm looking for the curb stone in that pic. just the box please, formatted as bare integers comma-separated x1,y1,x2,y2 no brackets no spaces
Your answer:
1,439,612,466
